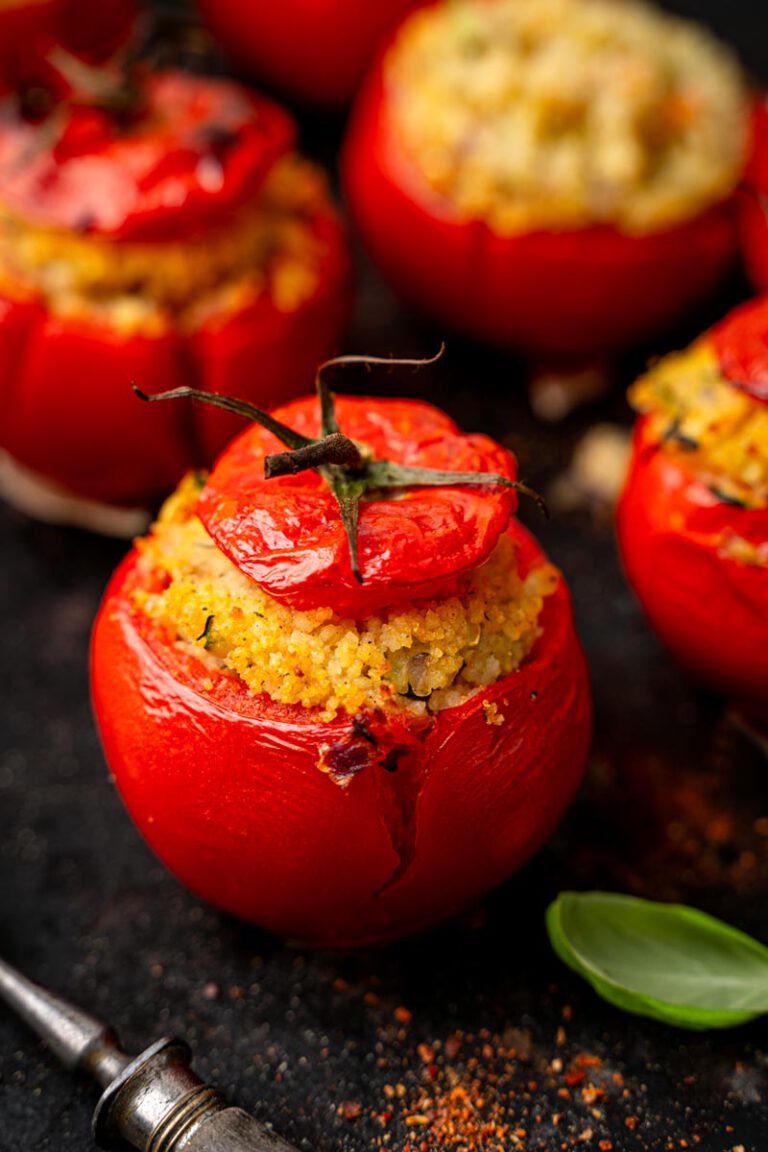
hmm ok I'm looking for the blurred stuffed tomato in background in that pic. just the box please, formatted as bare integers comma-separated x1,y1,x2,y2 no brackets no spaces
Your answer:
618,295,768,709
197,0,418,108
0,62,351,522
344,0,749,359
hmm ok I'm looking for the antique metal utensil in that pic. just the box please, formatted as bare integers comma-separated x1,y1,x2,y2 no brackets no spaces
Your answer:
0,955,301,1152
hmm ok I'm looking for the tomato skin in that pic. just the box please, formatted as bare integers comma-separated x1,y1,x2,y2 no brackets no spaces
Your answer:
617,418,768,706
197,0,417,108
91,520,591,946
0,213,351,506
0,73,297,242
343,54,739,358
710,294,768,404
199,394,519,615
739,100,768,293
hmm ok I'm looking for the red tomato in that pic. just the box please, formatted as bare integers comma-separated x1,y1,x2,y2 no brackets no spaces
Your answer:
92,393,591,944
343,34,740,358
617,300,768,705
0,72,296,241
739,99,768,292
199,395,519,614
197,0,417,108
0,71,351,509
711,293,768,403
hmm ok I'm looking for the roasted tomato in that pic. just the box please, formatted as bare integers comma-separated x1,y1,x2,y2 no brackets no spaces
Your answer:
618,296,768,707
91,383,591,945
0,69,350,517
739,98,768,292
343,0,747,357
197,0,417,108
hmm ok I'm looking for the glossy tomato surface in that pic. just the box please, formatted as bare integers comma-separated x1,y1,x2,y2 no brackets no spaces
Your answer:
739,99,768,292
618,418,768,706
199,394,519,614
343,54,739,357
91,519,591,946
198,0,417,108
0,72,352,508
0,72,297,241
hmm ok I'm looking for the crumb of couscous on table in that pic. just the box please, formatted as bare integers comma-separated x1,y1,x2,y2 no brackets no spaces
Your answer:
387,0,747,235
133,473,559,721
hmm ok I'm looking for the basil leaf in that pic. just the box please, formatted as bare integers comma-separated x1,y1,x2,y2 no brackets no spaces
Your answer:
547,892,768,1030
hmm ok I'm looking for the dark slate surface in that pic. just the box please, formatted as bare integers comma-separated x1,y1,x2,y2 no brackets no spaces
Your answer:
2,2,768,1150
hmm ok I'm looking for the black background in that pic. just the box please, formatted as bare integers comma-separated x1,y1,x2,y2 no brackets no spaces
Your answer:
2,2,768,1150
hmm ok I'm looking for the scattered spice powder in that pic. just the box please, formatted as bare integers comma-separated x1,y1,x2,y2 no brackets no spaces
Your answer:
338,1100,363,1120
363,1024,640,1151
318,962,753,1150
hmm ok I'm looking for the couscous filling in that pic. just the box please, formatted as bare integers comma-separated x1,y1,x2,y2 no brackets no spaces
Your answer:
133,474,557,721
630,341,768,509
387,0,747,235
0,155,331,335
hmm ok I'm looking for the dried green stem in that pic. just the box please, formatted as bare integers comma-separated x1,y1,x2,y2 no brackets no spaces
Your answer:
133,384,313,450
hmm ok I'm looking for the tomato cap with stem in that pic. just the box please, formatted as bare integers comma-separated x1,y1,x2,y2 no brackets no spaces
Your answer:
138,351,545,614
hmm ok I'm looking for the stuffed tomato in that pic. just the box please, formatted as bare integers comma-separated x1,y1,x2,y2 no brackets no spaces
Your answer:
91,381,591,946
618,297,768,707
343,0,748,357
197,0,417,108
0,68,350,518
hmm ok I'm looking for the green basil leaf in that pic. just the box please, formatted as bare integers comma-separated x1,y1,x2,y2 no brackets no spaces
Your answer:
547,892,768,1030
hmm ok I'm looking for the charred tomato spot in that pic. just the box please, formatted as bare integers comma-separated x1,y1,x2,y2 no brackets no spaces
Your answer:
379,745,409,773
317,730,380,786
352,716,378,746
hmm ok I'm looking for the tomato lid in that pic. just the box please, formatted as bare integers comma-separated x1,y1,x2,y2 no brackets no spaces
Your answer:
194,393,521,616
0,69,295,240
711,295,768,404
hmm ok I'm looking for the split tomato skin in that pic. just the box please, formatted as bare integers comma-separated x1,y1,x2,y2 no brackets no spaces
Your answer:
617,418,768,706
343,60,739,357
91,519,591,946
197,0,417,108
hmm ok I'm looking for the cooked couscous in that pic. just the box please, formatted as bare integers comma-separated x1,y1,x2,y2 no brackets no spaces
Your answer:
629,341,768,510
0,155,331,336
387,0,747,235
133,474,558,721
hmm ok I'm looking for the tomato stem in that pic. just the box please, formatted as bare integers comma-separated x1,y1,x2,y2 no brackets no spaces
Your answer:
265,433,364,477
133,384,313,451
133,350,545,584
